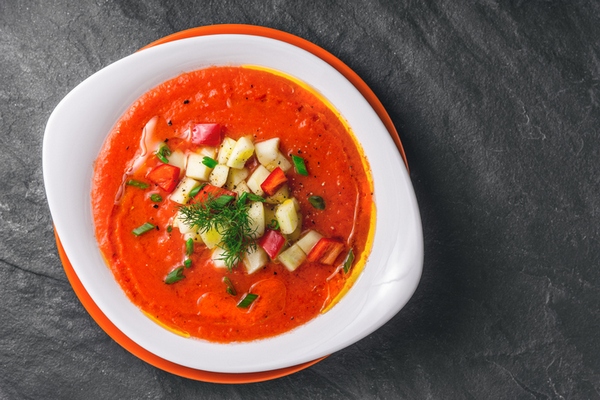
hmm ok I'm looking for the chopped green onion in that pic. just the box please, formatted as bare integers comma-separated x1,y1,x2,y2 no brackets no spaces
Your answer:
127,179,149,189
267,219,279,230
185,238,194,256
165,266,185,284
238,191,248,204
156,144,171,163
132,222,155,236
167,225,173,233
308,195,325,210
184,258,192,269
292,155,309,176
223,277,237,296
202,156,218,168
342,248,355,274
150,193,163,202
237,293,258,308
246,193,265,202
189,183,205,199
212,195,235,208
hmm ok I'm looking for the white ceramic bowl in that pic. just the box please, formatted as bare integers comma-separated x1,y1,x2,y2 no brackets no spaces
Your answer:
43,34,423,374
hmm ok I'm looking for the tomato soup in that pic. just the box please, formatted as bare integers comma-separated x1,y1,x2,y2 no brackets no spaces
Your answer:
92,66,374,342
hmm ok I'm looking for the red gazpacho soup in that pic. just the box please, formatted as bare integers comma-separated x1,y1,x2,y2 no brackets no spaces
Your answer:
92,66,374,343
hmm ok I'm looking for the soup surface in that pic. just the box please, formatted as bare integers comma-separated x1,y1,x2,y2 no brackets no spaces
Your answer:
92,66,374,342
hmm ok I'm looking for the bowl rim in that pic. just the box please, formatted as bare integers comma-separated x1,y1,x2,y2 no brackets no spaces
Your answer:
43,25,423,380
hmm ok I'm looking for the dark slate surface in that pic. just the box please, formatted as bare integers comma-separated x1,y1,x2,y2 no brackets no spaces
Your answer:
2,1,599,398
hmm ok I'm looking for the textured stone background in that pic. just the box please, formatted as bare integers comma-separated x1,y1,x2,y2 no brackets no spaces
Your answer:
2,1,600,398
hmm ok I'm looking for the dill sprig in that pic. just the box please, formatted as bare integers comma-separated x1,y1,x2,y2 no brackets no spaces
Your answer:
177,194,259,270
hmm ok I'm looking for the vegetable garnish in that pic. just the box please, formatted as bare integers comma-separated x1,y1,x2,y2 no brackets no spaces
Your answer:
237,293,258,308
309,195,326,210
223,276,237,296
188,183,205,199
342,248,355,274
150,193,163,202
267,219,280,230
202,156,218,168
184,259,192,269
291,155,309,176
132,222,155,236
178,195,259,270
165,266,185,284
185,238,194,256
156,144,171,163
127,179,150,189
147,164,181,192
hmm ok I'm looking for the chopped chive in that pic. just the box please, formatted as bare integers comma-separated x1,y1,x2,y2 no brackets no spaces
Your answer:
267,219,280,230
184,258,192,268
132,222,155,236
237,293,258,308
202,156,218,168
246,193,265,202
127,179,149,189
189,184,204,199
185,238,194,256
167,225,173,233
165,266,185,284
342,248,355,274
212,195,235,208
308,195,325,210
150,193,163,202
223,277,237,296
291,155,309,176
156,144,171,163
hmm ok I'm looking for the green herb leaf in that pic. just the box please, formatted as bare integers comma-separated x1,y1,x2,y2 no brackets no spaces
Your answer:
202,156,218,168
237,293,258,308
156,144,171,163
308,195,325,210
132,222,155,236
150,193,163,202
212,195,235,208
165,266,185,284
342,248,355,274
291,155,309,176
223,277,237,296
127,179,149,189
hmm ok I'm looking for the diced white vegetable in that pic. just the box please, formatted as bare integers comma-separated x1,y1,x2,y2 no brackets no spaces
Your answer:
168,150,186,171
200,226,223,249
265,152,292,172
275,199,299,234
183,231,204,244
254,138,280,166
226,136,254,169
211,247,228,269
173,210,195,234
264,205,276,228
246,165,271,196
247,201,265,238
285,212,302,242
217,137,237,164
296,230,323,254
231,180,251,196
170,177,199,204
186,153,213,181
264,184,290,204
291,197,301,212
209,164,230,188
199,147,217,159
278,243,307,272
243,246,269,274
225,167,249,190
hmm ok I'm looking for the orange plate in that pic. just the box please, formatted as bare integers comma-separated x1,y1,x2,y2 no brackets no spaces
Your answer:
55,24,407,383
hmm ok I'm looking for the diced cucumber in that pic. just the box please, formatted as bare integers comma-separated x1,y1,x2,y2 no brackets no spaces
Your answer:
295,230,323,254
173,210,196,234
247,201,265,238
168,150,186,171
217,137,237,164
265,152,292,172
254,138,280,166
170,177,199,204
183,230,204,244
278,243,307,271
243,246,269,274
225,167,249,189
285,212,302,242
231,180,251,196
275,199,299,234
246,165,271,196
209,164,230,188
226,136,254,169
200,225,223,249
186,152,213,181
211,247,228,269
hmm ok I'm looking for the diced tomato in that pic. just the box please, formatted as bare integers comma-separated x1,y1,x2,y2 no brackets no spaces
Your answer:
258,229,286,259
192,184,236,203
306,238,345,265
260,167,288,196
191,123,221,147
146,164,181,193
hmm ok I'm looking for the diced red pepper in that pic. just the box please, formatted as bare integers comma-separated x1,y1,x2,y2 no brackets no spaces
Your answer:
192,184,236,204
260,167,288,196
146,164,181,193
258,229,286,259
190,123,221,147
306,238,345,265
